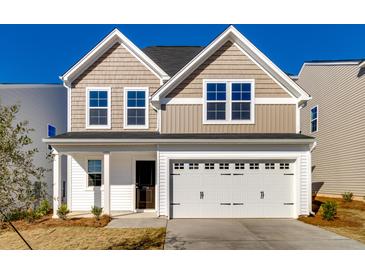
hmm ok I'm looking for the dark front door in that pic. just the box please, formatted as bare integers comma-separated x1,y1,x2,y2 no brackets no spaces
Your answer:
136,161,156,209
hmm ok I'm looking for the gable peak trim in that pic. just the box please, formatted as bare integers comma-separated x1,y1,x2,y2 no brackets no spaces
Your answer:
61,28,170,85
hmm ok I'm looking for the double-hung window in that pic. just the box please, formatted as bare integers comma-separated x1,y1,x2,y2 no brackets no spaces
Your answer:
87,160,102,187
124,88,149,129
310,105,318,133
204,80,254,124
206,83,226,121
231,82,252,120
87,88,111,128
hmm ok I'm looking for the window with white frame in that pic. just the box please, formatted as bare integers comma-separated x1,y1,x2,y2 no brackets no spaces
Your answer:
310,105,318,133
231,82,252,120
204,80,254,123
87,160,102,187
124,88,148,128
87,88,110,127
206,83,226,120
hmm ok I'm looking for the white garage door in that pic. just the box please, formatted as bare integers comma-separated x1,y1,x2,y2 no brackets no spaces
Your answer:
170,161,295,218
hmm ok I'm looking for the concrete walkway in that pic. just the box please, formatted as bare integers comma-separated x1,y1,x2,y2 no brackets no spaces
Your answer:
165,219,365,250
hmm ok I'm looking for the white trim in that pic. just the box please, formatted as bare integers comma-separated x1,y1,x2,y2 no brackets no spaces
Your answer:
44,138,314,145
161,97,297,105
162,151,307,219
123,87,149,130
161,97,203,105
296,102,301,133
359,61,365,68
61,29,169,84
310,105,319,133
85,87,111,130
85,158,103,191
151,25,310,104
63,82,72,132
202,79,255,125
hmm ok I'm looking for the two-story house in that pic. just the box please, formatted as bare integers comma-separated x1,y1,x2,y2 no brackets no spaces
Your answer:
44,26,315,219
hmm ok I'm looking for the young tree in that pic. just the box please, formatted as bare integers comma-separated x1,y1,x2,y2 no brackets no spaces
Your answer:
0,103,47,218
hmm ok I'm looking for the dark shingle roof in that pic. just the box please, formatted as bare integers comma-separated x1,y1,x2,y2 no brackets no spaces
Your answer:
142,46,204,77
50,132,313,140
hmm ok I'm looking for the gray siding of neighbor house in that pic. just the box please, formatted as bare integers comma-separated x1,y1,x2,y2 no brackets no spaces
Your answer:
0,85,67,200
71,42,161,132
298,64,365,197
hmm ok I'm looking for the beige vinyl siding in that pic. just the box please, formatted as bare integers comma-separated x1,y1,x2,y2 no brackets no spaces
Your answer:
71,43,160,131
298,64,365,197
167,41,291,98
161,104,296,133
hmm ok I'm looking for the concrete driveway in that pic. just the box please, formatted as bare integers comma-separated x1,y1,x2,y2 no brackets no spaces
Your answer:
165,219,365,250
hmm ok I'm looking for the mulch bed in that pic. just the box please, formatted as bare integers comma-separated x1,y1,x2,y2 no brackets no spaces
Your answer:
298,196,365,228
1,214,111,231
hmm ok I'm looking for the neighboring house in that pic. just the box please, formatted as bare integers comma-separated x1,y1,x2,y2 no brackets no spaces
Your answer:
296,60,365,198
44,26,315,219
0,84,67,201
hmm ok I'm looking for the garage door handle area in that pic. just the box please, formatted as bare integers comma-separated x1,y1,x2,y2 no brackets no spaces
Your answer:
283,203,294,205
220,203,231,205
170,173,180,176
233,173,244,176
170,203,181,205
284,173,294,176
260,191,264,199
233,203,244,205
221,173,231,176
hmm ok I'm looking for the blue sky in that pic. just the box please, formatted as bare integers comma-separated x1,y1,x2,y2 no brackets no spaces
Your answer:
0,24,364,84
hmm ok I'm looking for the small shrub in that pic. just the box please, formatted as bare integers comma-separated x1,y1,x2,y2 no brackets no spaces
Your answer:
91,206,103,220
57,204,70,220
36,200,50,216
342,192,353,202
321,201,337,221
24,208,43,223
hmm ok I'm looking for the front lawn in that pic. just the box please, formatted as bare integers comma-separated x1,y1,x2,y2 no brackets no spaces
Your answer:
0,215,166,250
299,197,365,244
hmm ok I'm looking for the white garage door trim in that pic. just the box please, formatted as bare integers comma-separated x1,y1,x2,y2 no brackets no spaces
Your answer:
158,150,311,219
169,159,296,219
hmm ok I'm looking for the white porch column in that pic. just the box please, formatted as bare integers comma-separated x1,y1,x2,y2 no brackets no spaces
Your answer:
52,151,62,218
103,152,111,215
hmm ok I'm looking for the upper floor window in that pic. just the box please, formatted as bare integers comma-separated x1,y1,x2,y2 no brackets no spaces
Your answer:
86,87,111,129
204,80,254,124
124,88,149,129
206,83,226,120
310,105,318,133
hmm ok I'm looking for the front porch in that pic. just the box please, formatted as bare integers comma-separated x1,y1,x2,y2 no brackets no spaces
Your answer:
52,147,159,218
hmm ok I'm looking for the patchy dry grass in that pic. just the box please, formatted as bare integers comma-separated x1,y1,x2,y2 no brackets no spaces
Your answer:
0,215,166,250
299,197,365,244
0,227,166,250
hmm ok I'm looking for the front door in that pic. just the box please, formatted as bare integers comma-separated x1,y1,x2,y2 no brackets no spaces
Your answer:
136,161,156,209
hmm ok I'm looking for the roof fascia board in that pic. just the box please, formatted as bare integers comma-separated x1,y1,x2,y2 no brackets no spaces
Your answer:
152,25,310,103
43,138,314,145
61,29,169,84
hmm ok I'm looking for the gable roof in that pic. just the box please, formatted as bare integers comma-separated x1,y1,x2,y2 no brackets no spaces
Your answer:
151,25,311,104
61,29,170,85
142,46,204,77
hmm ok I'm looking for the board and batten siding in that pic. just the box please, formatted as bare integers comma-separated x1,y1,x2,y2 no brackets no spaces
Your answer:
70,43,161,132
161,104,296,133
167,41,291,99
298,64,365,197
